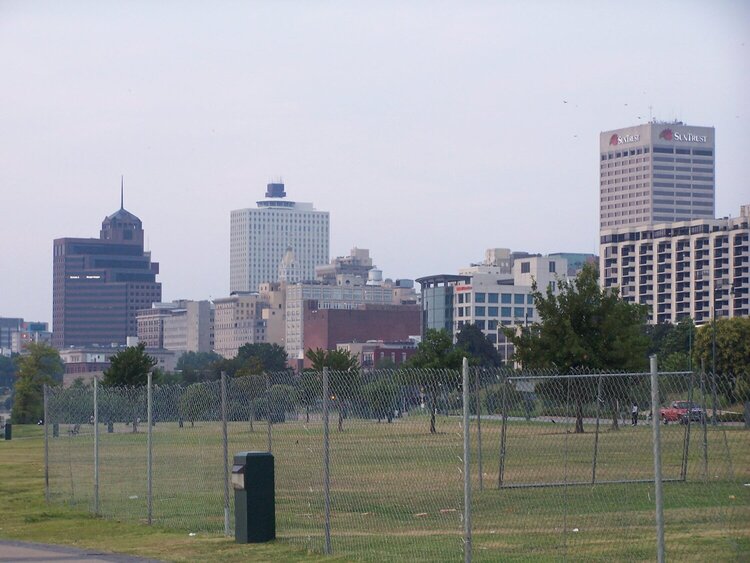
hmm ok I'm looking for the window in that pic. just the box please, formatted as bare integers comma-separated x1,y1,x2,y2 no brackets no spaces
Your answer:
488,293,498,303
475,306,485,317
475,292,486,303
488,306,498,316
527,307,534,318
549,262,556,273
514,294,525,304
521,262,530,273
488,320,498,331
501,307,511,317
514,307,525,318
501,294,511,304
527,294,534,304
475,320,485,330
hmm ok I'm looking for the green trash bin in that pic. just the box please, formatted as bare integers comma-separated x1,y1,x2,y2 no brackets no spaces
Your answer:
232,451,275,543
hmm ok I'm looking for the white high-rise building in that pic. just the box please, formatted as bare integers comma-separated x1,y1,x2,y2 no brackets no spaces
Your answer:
600,205,749,325
230,183,330,293
600,121,715,230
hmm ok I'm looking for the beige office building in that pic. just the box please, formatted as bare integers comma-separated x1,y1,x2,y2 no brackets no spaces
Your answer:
600,122,715,230
213,293,267,358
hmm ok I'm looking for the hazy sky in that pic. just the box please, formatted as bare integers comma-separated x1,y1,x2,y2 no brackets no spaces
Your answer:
1,1,748,324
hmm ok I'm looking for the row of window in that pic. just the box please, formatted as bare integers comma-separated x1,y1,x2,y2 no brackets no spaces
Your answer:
653,190,713,199
458,306,534,319
602,165,650,175
653,165,713,172
459,292,534,305
652,157,713,165
601,156,650,168
601,147,651,160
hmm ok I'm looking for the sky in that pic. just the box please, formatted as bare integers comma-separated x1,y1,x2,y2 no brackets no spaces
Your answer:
1,0,748,325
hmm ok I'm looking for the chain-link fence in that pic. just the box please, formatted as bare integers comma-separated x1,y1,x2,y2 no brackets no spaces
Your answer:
44,361,749,561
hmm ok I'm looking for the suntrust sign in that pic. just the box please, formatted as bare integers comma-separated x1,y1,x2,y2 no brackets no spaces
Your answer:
658,129,708,143
609,133,640,146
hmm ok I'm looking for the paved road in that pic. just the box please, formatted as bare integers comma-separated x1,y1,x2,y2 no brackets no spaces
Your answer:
0,540,162,563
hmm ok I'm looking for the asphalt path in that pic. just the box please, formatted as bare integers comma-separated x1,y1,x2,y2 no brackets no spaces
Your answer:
0,540,162,563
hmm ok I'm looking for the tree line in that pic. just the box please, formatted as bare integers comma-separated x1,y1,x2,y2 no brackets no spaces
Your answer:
6,264,749,428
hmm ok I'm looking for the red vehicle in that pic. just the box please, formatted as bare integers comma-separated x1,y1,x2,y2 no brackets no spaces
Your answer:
659,401,705,424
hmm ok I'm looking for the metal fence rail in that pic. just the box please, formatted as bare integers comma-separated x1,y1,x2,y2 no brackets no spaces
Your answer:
44,363,748,561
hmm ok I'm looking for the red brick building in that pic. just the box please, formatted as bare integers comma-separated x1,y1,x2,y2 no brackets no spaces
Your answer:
301,302,420,368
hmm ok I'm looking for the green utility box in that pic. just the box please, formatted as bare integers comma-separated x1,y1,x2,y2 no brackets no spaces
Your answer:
232,451,275,543
4,422,11,440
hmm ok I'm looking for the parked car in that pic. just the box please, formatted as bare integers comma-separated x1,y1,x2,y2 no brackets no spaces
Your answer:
659,401,705,424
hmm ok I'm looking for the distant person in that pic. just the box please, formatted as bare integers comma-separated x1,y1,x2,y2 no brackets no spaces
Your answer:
631,402,638,426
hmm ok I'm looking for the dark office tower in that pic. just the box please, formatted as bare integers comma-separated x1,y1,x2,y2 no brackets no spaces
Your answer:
52,199,161,347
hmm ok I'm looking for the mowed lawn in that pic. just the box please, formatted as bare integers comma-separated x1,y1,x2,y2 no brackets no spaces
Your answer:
11,414,750,561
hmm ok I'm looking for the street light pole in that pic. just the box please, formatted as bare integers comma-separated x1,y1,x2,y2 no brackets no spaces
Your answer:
711,287,719,427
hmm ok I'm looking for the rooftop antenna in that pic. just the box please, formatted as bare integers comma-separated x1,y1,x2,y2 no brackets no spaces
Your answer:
120,175,124,210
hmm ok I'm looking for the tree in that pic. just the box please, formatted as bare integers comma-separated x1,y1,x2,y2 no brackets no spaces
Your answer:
176,351,222,383
11,343,63,424
645,318,695,372
102,342,157,387
363,377,399,423
230,374,265,430
694,317,750,403
236,343,288,373
455,323,501,367
505,263,649,432
305,348,360,431
404,329,464,434
178,384,214,427
268,384,297,422
298,370,322,423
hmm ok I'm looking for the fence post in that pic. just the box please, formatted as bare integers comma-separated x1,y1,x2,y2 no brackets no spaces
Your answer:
94,377,99,515
221,372,230,537
591,374,602,485
475,367,483,492
498,376,508,489
266,373,272,453
462,357,472,563
322,368,332,555
650,355,665,563
680,370,694,481
44,384,49,504
147,372,153,526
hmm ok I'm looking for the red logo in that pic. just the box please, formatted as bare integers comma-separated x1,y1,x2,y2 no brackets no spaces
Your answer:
659,129,673,141
609,134,619,146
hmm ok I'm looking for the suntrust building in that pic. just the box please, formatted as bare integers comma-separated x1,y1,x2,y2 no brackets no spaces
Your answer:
600,122,715,230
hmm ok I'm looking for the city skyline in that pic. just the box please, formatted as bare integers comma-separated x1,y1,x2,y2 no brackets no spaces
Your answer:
1,2,748,324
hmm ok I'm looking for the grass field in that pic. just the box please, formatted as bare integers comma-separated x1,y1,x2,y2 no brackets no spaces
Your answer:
35,410,750,562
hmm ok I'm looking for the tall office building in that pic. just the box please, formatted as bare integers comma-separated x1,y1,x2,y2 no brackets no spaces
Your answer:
53,197,161,347
230,182,330,293
600,122,715,230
